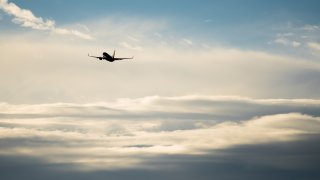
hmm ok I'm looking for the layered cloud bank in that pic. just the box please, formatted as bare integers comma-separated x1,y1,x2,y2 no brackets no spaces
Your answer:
1,96,320,176
1,95,320,121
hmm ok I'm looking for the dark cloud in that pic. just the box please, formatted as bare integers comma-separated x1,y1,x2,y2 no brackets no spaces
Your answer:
1,134,319,180
214,135,320,171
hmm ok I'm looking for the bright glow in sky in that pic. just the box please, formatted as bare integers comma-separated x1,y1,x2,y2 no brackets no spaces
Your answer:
1,0,320,179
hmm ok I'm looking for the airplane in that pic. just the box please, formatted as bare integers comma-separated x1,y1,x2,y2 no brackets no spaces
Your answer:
88,51,133,62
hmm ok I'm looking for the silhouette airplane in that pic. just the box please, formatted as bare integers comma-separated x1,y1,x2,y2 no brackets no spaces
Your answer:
88,51,133,62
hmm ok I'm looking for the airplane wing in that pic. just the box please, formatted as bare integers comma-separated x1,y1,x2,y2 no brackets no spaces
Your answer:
88,54,102,59
113,57,134,61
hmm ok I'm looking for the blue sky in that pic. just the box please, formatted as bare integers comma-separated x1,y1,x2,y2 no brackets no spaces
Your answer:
3,0,320,55
1,0,320,180
3,1,320,43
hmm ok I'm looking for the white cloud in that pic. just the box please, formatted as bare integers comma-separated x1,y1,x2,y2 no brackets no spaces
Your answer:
302,24,320,31
308,42,320,52
182,38,193,45
0,0,54,30
271,24,320,52
120,41,143,51
292,41,301,47
274,37,301,48
274,37,289,45
277,32,294,37
127,35,140,42
53,28,93,40
0,0,93,40
76,23,90,32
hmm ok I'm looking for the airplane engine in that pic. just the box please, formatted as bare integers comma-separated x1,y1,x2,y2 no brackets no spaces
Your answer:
99,57,102,60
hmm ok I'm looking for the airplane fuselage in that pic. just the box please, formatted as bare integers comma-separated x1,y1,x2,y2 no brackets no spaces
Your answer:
88,51,133,62
102,52,115,62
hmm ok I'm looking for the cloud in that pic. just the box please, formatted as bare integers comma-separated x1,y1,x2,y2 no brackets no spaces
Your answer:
76,23,90,32
182,38,193,45
0,0,93,40
273,37,301,48
1,5,320,180
0,96,320,173
274,37,289,45
1,134,320,180
292,41,301,47
308,42,320,52
1,33,320,103
0,0,54,30
302,24,320,31
127,36,140,42
120,41,143,51
1,95,320,121
270,23,320,52
53,28,93,40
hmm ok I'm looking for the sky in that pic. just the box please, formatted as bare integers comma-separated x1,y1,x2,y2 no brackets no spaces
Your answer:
1,0,320,179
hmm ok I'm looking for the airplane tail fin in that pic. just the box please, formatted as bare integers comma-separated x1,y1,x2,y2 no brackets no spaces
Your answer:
112,50,116,59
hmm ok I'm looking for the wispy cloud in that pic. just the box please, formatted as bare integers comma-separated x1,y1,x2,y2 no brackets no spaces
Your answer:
0,0,93,40
302,24,320,31
271,23,320,53
204,19,212,23
182,38,193,46
53,28,93,41
120,41,143,51
0,0,54,30
274,37,301,47
308,42,320,53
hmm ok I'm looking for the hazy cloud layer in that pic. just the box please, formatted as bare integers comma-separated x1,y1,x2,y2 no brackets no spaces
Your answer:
1,34,320,104
1,96,320,178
